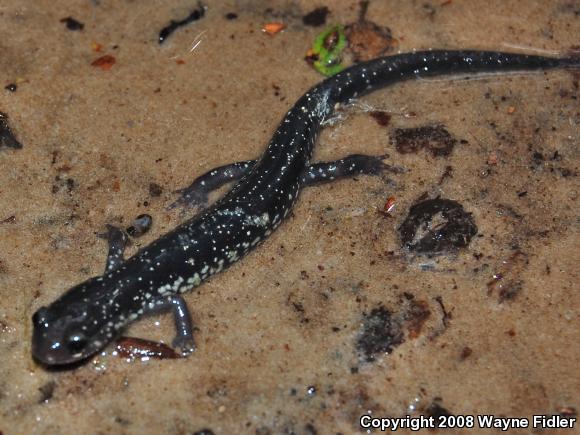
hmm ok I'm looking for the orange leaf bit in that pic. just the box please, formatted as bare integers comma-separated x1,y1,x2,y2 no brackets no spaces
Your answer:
378,196,397,217
91,42,103,52
262,22,286,36
91,54,116,70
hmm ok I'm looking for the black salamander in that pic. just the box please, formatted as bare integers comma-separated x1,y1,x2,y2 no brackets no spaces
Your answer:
32,50,578,365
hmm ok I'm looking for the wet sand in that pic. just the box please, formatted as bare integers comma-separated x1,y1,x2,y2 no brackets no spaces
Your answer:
0,1,578,433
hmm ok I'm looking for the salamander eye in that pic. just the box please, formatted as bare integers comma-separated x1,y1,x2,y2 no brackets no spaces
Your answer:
66,332,88,354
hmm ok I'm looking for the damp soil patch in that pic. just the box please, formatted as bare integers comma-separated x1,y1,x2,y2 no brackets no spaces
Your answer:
390,124,464,157
399,198,477,255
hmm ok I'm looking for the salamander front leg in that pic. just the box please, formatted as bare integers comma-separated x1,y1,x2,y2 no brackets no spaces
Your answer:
145,296,196,356
101,224,129,273
100,215,152,273
301,154,403,186
169,160,257,210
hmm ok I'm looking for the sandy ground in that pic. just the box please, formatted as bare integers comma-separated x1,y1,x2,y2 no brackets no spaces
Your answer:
0,0,578,434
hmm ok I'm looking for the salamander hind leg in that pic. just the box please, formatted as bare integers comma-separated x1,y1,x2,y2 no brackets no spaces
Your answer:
169,160,257,210
301,154,403,186
144,295,196,356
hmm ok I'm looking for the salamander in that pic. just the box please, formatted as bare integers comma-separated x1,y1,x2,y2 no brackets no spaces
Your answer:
32,50,578,365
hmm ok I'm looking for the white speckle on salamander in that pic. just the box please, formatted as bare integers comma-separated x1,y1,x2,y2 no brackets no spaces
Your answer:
244,212,270,227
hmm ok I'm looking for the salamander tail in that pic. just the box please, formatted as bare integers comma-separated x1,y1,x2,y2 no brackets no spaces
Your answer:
560,47,580,68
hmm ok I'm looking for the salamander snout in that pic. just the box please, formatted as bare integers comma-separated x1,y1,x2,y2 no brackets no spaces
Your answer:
31,303,94,366
32,307,49,326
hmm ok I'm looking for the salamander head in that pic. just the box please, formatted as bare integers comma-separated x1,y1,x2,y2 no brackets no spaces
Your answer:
32,277,116,366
